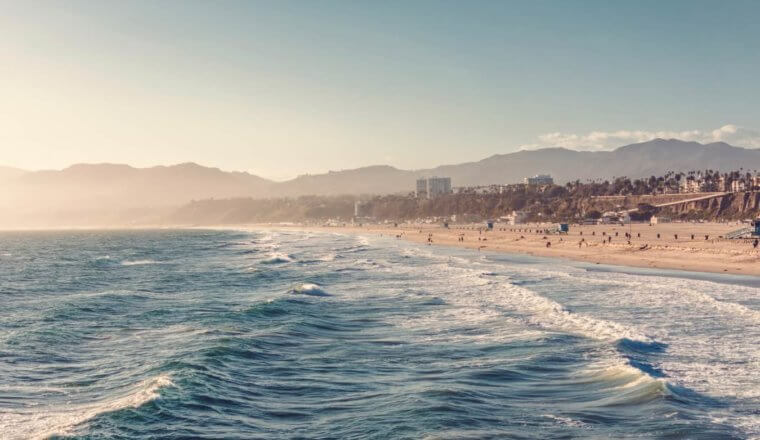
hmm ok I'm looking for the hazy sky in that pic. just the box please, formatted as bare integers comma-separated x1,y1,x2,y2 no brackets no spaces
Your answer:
2,0,759,180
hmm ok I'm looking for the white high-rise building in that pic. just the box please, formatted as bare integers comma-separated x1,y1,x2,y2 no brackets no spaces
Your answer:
415,177,452,198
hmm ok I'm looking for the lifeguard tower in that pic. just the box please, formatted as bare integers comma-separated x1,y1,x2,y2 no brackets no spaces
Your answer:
725,219,760,239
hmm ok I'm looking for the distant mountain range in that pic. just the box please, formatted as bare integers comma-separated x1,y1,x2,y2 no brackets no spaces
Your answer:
274,139,760,195
2,139,760,227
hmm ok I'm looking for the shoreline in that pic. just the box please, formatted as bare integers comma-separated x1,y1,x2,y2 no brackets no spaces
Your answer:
2,223,758,277
258,222,760,277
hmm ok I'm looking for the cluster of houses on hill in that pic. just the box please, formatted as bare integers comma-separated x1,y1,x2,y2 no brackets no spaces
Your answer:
677,172,760,193
449,175,556,196
415,175,558,198
414,172,760,197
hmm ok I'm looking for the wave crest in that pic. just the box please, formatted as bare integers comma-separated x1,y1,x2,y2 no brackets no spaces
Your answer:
1,374,174,440
261,253,294,264
291,283,330,296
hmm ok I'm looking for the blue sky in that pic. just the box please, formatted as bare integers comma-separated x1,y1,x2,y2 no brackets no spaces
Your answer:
2,0,759,179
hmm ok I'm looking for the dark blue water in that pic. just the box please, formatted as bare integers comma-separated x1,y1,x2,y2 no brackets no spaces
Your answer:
1,229,758,439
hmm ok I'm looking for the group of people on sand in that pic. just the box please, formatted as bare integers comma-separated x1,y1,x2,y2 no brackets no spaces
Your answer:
404,223,760,254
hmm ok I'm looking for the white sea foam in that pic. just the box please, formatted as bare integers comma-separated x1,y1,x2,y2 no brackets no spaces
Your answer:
406,260,651,344
500,265,760,437
356,236,371,247
542,414,589,428
0,374,173,440
291,283,330,296
120,259,158,266
496,283,652,343
261,253,293,264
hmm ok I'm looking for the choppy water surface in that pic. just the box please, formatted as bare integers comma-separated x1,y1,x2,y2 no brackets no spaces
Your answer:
1,229,758,439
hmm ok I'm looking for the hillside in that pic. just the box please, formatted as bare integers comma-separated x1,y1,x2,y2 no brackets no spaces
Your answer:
0,163,273,228
273,139,760,193
3,139,760,228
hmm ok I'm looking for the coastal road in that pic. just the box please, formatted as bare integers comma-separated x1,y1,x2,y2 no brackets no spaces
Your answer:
622,192,729,213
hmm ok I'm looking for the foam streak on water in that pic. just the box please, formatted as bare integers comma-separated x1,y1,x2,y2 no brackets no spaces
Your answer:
0,229,757,439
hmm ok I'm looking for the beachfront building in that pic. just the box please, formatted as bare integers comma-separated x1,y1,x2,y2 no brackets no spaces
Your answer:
599,211,623,224
731,180,746,192
416,177,452,198
719,176,728,192
524,174,554,186
354,201,363,217
651,215,671,224
504,210,528,225
428,177,452,197
679,178,701,193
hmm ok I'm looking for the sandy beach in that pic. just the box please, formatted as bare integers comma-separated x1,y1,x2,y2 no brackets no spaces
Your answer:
273,221,760,276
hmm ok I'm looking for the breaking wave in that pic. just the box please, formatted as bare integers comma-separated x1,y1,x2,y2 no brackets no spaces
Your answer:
1,374,173,440
290,283,330,297
261,253,294,264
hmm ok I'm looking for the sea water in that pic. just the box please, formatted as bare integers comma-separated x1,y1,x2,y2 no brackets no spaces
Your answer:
0,229,758,439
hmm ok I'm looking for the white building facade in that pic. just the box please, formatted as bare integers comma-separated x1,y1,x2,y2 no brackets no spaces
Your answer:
416,177,452,198
524,174,554,186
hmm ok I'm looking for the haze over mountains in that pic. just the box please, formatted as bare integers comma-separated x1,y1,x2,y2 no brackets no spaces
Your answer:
3,139,760,227
0,166,27,183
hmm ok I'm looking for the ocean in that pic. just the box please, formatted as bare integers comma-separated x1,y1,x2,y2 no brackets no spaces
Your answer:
1,229,758,439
